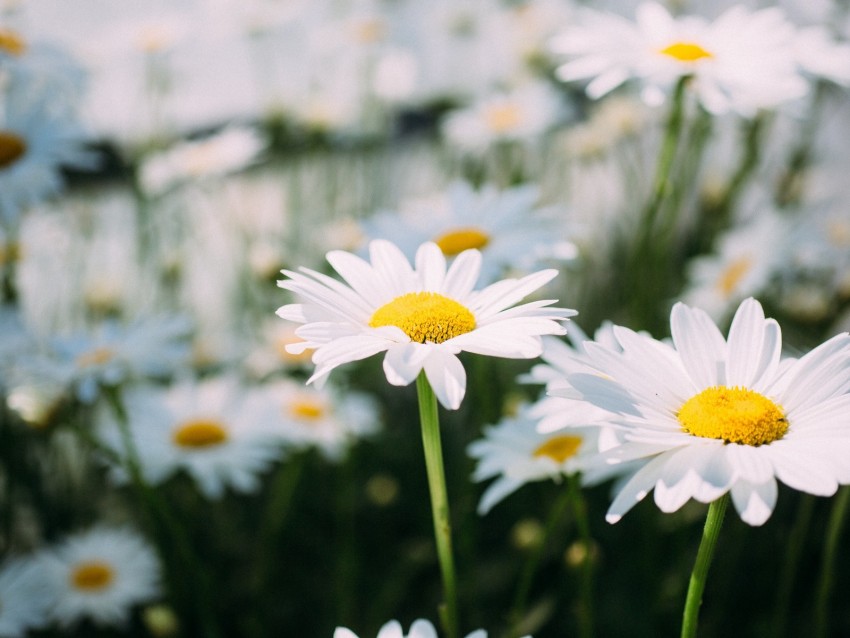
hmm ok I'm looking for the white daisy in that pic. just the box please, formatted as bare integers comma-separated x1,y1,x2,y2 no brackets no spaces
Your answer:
97,376,283,499
0,557,50,636
557,298,850,526
334,619,512,638
39,526,160,628
263,378,381,461
551,3,809,115
358,182,578,284
277,239,573,410
468,406,597,514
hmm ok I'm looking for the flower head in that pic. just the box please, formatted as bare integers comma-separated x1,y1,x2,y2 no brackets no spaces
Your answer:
0,557,50,636
334,619,523,638
557,298,850,525
278,239,573,409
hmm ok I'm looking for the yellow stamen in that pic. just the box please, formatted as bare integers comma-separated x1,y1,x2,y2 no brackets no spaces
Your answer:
0,131,27,169
75,347,114,369
172,419,229,449
289,398,325,421
0,29,26,56
533,435,583,463
0,241,22,266
70,561,114,592
354,19,386,44
716,257,752,298
485,104,522,133
660,41,713,62
678,386,787,446
369,292,476,343
433,227,490,256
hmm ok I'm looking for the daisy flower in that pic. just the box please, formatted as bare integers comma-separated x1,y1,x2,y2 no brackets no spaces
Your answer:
558,297,850,526
358,182,578,285
468,406,598,514
277,239,574,410
334,619,518,638
551,3,808,115
97,376,283,499
39,526,161,628
0,557,50,636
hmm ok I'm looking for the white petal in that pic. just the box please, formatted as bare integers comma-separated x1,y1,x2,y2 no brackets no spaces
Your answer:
767,443,840,496
383,343,430,386
670,302,728,388
730,478,777,526
477,477,523,515
326,250,385,307
606,453,670,523
423,349,467,410
307,336,391,384
376,620,404,638
442,249,482,299
333,629,359,638
415,242,447,291
408,620,439,638
724,444,774,484
725,299,781,389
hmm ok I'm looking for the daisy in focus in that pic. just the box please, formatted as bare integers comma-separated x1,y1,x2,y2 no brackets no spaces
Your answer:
551,3,810,115
557,297,850,526
39,526,161,628
335,618,517,638
97,376,283,499
277,239,574,409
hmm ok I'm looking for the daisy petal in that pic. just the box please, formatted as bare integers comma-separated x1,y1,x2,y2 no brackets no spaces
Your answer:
606,453,670,523
670,302,727,388
730,478,777,526
383,343,430,386
423,349,467,410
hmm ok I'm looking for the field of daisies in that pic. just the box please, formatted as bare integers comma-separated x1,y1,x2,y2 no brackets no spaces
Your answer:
3,0,850,636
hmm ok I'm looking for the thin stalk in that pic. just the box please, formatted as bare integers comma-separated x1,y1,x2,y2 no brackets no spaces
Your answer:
814,486,850,638
681,493,730,638
773,494,816,638
567,474,594,638
416,372,460,638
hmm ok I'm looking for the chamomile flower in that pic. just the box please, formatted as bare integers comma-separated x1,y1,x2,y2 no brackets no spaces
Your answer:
0,557,50,636
559,298,850,526
468,406,597,514
277,239,573,410
335,619,514,638
359,183,578,284
551,3,808,115
39,526,160,628
97,376,283,499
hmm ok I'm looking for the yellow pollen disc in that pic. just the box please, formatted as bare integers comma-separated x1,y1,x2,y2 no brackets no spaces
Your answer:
485,104,522,133
355,19,386,43
433,227,490,256
678,386,787,446
0,242,22,266
289,398,325,421
533,435,583,463
172,419,229,449
0,131,27,169
75,347,114,368
0,29,26,56
70,561,114,592
716,257,752,298
660,41,713,62
369,292,476,343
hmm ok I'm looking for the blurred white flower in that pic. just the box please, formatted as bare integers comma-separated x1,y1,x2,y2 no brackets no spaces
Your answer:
0,557,50,636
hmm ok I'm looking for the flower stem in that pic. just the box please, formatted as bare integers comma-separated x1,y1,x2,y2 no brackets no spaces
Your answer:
681,493,730,638
568,474,594,638
814,485,850,638
416,372,460,638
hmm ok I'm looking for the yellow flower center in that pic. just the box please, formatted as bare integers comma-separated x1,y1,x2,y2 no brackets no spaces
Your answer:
354,19,386,44
0,131,27,169
172,419,229,449
433,227,490,256
678,386,787,446
533,435,583,463
75,347,114,369
716,257,752,298
70,561,114,592
289,398,326,421
485,104,522,133
0,29,26,56
660,41,713,62
369,292,476,343
0,241,21,266
274,335,313,364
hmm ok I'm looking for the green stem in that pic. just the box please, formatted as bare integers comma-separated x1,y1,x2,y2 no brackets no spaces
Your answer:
568,474,594,638
814,486,850,638
773,494,815,638
416,372,460,638
681,493,730,638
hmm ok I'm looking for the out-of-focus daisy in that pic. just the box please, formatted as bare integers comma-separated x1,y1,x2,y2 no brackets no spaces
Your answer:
792,26,850,87
39,526,160,628
359,182,578,284
97,376,283,499
441,81,565,152
335,619,513,638
138,126,266,196
0,557,50,636
263,379,380,460
682,212,788,321
559,298,850,526
468,406,597,514
43,316,193,403
0,93,96,226
551,3,809,115
277,239,573,410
